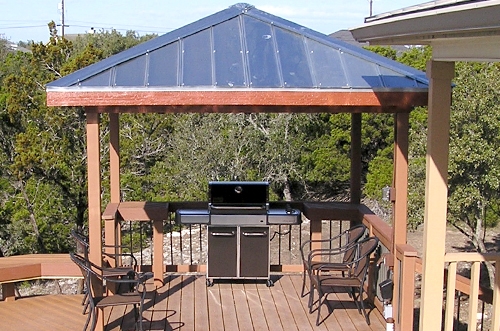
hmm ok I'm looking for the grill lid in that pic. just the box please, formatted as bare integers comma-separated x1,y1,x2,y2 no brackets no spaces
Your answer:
209,181,269,208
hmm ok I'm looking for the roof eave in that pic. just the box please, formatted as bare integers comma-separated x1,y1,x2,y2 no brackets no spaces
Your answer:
350,1,500,45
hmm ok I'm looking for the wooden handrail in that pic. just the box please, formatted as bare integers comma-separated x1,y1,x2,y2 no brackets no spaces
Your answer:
0,254,81,302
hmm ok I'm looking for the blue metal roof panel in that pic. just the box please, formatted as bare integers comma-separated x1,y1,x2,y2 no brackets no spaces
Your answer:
47,3,428,90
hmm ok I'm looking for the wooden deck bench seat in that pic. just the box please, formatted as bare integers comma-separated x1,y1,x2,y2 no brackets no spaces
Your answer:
0,254,80,301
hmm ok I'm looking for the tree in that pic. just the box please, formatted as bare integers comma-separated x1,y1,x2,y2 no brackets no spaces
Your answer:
447,62,500,285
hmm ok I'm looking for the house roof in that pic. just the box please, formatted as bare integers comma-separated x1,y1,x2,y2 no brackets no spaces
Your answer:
46,3,429,112
350,0,500,61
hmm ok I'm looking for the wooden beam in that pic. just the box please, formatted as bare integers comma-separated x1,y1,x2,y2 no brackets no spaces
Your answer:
84,104,416,114
419,60,454,331
46,90,428,109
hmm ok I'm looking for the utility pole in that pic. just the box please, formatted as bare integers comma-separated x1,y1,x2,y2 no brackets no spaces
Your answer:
369,0,373,16
58,0,68,37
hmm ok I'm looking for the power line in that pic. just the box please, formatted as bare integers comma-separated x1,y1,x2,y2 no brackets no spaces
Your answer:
69,25,166,35
0,25,48,30
70,20,174,32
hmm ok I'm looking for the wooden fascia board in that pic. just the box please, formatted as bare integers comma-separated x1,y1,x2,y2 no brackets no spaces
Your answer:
85,105,414,114
46,90,427,112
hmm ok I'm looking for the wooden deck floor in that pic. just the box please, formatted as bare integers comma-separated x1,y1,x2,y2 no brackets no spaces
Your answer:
0,274,385,331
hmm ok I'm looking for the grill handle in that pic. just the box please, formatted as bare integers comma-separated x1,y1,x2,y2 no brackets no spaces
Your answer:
211,231,235,237
210,205,264,210
242,231,268,237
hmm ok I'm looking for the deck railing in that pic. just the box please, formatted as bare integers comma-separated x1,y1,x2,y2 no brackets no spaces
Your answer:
442,252,500,331
3,200,496,331
106,201,394,324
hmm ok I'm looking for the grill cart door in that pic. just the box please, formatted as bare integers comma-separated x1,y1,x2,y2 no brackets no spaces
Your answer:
207,227,237,278
239,227,270,278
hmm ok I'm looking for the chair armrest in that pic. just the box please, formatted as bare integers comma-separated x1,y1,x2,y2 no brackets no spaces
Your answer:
103,271,153,285
102,251,138,268
300,232,347,251
300,232,347,262
306,242,356,266
307,247,344,264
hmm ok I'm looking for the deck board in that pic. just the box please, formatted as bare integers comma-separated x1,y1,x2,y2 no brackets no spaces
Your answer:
0,274,385,331
244,282,270,331
193,276,209,331
206,279,224,331
219,282,240,330
232,282,254,331
272,278,300,331
257,279,285,331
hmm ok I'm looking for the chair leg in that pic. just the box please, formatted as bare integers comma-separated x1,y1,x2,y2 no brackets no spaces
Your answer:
82,292,89,315
316,294,323,326
358,288,370,325
301,270,308,297
308,285,315,313
83,306,92,331
138,303,144,331
316,292,332,326
89,307,98,331
351,287,361,312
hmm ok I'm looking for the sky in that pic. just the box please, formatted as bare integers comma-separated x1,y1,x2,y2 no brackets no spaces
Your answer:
1,0,426,43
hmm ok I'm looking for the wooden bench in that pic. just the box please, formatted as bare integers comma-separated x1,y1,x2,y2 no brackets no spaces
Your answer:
0,254,80,301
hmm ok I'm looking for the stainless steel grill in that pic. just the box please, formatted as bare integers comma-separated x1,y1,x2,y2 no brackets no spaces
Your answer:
175,181,301,286
176,181,301,226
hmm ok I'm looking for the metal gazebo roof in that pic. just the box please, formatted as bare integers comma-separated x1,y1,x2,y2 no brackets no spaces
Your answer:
46,3,428,112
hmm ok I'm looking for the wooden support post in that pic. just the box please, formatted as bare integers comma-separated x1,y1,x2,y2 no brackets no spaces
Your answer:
351,113,362,205
492,258,500,330
391,112,409,327
109,112,120,203
86,111,104,331
392,112,409,253
419,60,454,331
107,113,121,266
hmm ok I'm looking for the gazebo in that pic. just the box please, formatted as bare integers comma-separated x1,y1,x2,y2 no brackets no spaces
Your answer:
351,0,500,330
46,3,428,330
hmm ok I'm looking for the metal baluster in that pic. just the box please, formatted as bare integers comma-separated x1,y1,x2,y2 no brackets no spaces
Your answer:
288,225,292,251
278,225,282,265
169,220,174,265
139,222,144,266
198,224,203,264
129,221,133,254
189,224,193,265
179,224,183,265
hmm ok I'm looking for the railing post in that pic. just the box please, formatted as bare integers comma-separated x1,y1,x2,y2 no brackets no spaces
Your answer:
102,203,120,268
309,218,322,258
394,244,417,331
153,218,164,286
